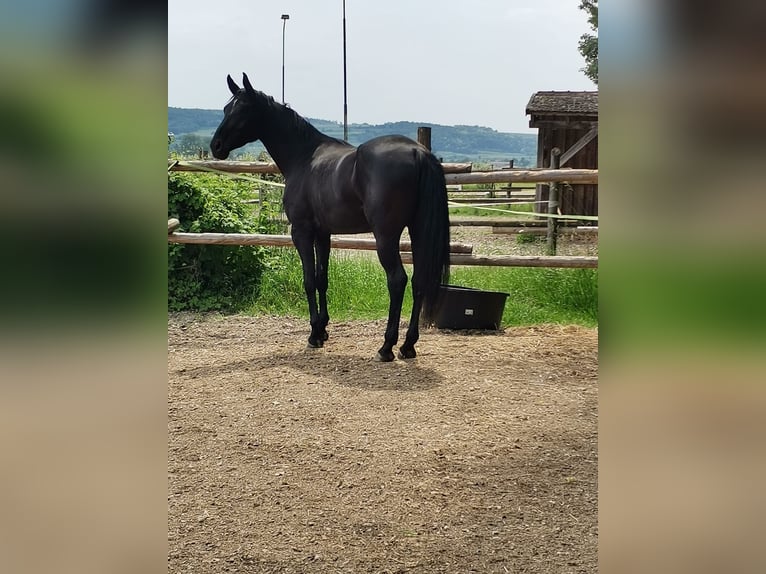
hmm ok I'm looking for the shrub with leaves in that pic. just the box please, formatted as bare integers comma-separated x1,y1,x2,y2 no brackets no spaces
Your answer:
168,172,277,311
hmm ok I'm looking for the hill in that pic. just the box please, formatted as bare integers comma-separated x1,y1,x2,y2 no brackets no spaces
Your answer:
168,107,537,165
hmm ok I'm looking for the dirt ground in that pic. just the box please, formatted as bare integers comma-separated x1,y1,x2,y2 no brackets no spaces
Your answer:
168,313,598,573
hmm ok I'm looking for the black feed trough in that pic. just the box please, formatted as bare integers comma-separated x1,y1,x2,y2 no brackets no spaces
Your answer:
434,285,509,330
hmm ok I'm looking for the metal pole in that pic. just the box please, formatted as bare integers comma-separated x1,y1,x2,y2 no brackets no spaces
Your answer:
342,0,348,141
546,147,561,256
281,14,290,104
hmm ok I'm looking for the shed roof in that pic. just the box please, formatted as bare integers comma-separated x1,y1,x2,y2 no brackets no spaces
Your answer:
526,91,598,115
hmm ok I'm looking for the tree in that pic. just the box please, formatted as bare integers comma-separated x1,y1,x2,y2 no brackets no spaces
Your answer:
172,133,210,158
578,0,598,85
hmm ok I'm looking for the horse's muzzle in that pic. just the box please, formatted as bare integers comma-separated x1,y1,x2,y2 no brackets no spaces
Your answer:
209,138,228,160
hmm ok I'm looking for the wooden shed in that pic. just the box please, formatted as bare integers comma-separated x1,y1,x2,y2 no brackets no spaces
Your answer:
526,91,598,217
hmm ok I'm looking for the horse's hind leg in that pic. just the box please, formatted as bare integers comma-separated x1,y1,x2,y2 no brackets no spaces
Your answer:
375,237,407,362
400,228,425,359
399,271,423,359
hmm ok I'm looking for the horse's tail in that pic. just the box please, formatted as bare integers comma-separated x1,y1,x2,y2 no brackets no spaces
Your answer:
412,149,451,324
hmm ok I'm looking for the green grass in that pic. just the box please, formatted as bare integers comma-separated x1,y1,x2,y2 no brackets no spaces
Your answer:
448,204,535,218
252,250,411,320
249,249,597,327
450,266,598,327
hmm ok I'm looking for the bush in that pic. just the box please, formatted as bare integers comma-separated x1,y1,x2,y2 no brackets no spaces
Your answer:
168,172,282,311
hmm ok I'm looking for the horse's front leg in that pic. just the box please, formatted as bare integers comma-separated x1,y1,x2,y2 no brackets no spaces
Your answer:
291,228,324,348
314,232,331,342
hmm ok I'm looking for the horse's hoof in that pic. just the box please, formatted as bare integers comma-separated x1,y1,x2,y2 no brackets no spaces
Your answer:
321,331,329,341
375,351,395,362
398,348,417,360
307,339,323,349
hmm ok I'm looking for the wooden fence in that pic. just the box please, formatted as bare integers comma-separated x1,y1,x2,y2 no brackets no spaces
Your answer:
168,219,596,268
168,228,473,255
167,157,598,267
168,159,598,184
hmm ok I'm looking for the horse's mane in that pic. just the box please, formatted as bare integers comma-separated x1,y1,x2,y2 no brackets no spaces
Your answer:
253,90,330,143
237,89,347,148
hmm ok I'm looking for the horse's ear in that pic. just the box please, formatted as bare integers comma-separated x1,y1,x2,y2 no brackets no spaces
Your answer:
227,74,240,95
242,73,255,95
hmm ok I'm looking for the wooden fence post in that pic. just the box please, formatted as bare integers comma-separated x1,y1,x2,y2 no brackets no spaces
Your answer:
417,127,432,151
546,148,561,256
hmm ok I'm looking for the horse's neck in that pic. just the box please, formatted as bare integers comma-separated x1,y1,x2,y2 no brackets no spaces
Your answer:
259,106,326,177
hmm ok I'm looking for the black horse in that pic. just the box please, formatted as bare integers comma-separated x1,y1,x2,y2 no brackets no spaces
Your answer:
210,73,450,362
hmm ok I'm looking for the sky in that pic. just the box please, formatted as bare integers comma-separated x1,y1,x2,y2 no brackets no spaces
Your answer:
168,0,596,134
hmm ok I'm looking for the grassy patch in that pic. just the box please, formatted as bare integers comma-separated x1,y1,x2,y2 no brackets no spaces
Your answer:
249,249,597,327
448,203,535,218
252,250,413,321
515,232,541,245
448,206,533,218
450,266,598,327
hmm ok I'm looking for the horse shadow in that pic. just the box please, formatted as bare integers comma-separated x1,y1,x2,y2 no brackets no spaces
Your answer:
267,348,443,391
175,346,443,392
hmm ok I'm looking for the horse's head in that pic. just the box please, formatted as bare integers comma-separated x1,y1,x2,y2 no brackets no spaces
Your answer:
210,73,262,160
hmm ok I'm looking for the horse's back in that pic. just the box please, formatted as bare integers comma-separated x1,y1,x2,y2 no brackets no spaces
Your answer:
288,134,435,235
355,134,430,188
357,134,424,161
352,135,436,233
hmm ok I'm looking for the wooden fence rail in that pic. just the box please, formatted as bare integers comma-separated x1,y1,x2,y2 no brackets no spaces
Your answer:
403,253,597,268
168,159,598,185
449,218,581,228
168,231,474,255
169,159,473,175
167,225,597,268
445,168,597,185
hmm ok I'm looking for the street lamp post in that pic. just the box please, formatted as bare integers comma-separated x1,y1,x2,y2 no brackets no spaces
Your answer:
342,0,348,141
281,14,290,104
